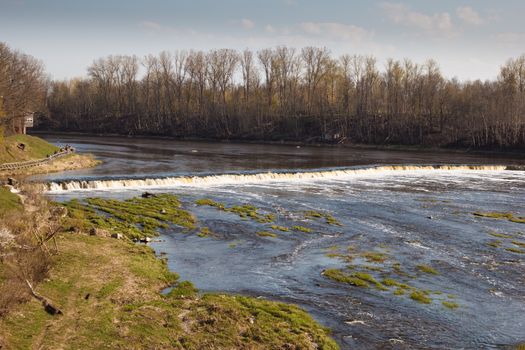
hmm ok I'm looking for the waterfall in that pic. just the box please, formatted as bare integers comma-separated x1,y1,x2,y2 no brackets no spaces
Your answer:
45,164,516,192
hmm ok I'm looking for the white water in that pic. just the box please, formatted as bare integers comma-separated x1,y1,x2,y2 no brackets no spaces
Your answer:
45,164,509,192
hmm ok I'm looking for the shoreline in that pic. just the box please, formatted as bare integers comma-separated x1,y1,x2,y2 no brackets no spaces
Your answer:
30,130,525,158
0,134,100,179
0,190,339,349
0,153,100,178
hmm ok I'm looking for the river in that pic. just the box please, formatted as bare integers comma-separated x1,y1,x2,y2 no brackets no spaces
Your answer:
36,133,525,349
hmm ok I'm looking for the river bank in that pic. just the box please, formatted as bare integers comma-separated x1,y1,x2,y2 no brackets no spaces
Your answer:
8,133,525,348
0,171,339,349
30,130,525,158
0,208,338,348
0,134,100,178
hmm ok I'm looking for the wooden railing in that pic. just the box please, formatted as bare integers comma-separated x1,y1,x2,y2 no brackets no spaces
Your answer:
0,149,74,172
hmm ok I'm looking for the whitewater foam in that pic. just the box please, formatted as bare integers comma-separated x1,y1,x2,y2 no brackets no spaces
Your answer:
44,164,512,192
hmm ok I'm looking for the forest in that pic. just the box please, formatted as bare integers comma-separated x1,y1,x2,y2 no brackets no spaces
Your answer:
0,43,47,139
2,42,525,148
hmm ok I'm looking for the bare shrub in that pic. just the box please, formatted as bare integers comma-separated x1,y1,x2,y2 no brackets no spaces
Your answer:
0,186,62,317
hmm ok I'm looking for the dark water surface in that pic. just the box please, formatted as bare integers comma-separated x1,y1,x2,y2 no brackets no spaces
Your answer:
39,134,525,349
34,133,523,182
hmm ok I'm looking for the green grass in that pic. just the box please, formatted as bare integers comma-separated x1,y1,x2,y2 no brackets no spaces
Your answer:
442,301,459,309
409,290,432,304
0,230,338,349
256,231,278,238
512,240,525,248
270,225,289,232
505,247,525,254
474,212,513,219
0,187,21,214
322,269,389,290
0,134,59,163
292,225,312,233
195,198,275,223
393,288,405,296
323,269,369,287
361,251,388,263
474,212,525,225
510,217,525,224
416,264,439,275
166,280,198,299
487,240,502,248
382,278,410,289
489,232,514,239
62,194,197,240
304,210,342,226
198,227,212,237
352,272,388,291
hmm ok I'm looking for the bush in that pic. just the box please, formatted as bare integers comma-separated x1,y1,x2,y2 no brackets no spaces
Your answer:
0,188,60,317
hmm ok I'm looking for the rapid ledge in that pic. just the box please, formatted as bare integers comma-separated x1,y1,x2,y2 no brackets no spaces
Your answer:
44,164,523,192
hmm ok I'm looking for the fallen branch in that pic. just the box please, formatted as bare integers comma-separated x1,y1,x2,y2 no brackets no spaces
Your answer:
25,280,62,315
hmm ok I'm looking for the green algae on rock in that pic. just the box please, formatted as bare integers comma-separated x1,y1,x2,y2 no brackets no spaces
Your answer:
62,194,197,240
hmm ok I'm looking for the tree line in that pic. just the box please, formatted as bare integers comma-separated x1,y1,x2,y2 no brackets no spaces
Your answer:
1,41,524,148
0,43,47,138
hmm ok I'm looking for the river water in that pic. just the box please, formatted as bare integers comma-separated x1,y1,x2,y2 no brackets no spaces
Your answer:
37,134,525,349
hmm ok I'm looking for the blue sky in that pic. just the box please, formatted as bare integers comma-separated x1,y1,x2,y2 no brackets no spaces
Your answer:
1,0,524,80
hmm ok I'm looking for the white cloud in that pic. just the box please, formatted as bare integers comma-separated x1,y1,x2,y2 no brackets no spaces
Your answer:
139,21,163,32
456,6,483,25
381,2,455,36
299,22,372,42
494,32,525,44
265,24,276,33
240,18,255,30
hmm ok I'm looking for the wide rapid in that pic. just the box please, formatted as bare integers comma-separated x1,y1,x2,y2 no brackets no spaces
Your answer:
38,133,525,349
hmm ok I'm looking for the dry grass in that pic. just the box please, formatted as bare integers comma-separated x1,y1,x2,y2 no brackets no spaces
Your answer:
0,153,100,177
0,187,62,318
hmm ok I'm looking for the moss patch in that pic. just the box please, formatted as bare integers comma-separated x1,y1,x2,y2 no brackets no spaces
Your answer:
512,240,525,248
270,225,289,232
505,247,525,254
442,301,459,309
198,227,212,237
361,251,388,263
292,225,312,233
195,199,275,224
322,269,369,288
416,264,439,275
487,240,502,248
62,194,197,240
409,290,432,304
474,212,525,225
489,232,514,239
256,231,278,238
322,248,453,308
304,210,342,226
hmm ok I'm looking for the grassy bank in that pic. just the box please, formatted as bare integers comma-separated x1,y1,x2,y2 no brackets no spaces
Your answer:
0,195,338,349
0,134,59,163
0,187,21,213
0,134,100,176
0,153,100,177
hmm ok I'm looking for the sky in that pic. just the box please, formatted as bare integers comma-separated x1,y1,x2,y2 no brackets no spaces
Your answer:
1,0,524,81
